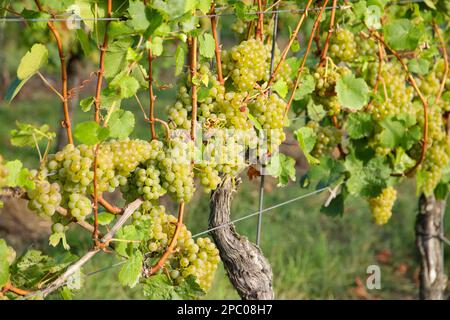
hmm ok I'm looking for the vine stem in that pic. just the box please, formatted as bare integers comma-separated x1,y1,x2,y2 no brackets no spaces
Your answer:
2,282,30,296
432,21,448,105
98,196,122,215
148,37,157,140
146,202,185,275
267,0,314,88
284,0,329,118
367,31,429,176
210,4,224,85
256,0,264,40
189,36,198,141
94,0,112,124
319,0,337,65
34,0,73,144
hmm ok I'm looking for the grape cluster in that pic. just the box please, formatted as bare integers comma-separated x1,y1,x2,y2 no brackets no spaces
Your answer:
366,62,415,120
141,204,220,291
307,121,342,158
312,62,350,116
369,186,397,225
329,28,357,63
26,171,62,217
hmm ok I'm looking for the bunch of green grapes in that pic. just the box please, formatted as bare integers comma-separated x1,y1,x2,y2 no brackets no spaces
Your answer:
307,121,342,158
366,62,415,120
420,140,450,195
66,193,92,221
329,28,357,63
248,93,286,147
0,155,7,187
222,39,271,91
143,204,220,291
312,62,349,115
123,163,166,201
159,137,195,203
47,144,94,194
26,171,62,217
369,186,397,225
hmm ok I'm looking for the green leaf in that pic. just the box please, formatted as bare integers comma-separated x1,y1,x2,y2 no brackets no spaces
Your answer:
384,19,423,51
0,239,10,287
365,5,382,29
294,127,319,165
74,121,110,145
175,44,186,76
5,77,28,103
5,160,34,189
199,33,215,59
247,113,263,131
272,79,288,99
97,212,115,225
105,39,134,80
109,74,140,99
17,44,48,80
76,29,92,56
80,97,95,112
145,10,164,37
174,275,205,299
267,153,296,187
197,0,212,14
60,286,73,300
408,58,430,75
147,36,164,57
336,74,369,111
302,157,345,189
128,0,150,31
49,232,70,251
306,98,326,122
294,73,315,100
142,274,174,300
379,116,420,150
118,251,143,288
108,110,135,140
345,156,390,197
10,122,55,147
345,113,374,139
434,183,448,200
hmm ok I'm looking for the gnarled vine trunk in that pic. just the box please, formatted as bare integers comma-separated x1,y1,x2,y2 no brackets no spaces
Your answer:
416,194,447,300
209,177,274,300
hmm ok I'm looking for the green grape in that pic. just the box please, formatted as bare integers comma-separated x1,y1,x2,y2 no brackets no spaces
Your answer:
369,186,397,225
329,28,357,62
26,173,62,217
141,204,220,292
307,121,342,158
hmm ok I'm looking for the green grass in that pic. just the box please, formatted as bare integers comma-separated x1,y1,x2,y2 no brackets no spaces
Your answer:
1,96,450,300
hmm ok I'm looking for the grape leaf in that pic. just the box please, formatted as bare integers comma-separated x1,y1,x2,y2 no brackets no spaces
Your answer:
74,121,110,145
384,19,423,51
17,44,48,80
345,156,390,197
294,73,315,100
320,190,345,217
379,116,420,149
174,275,205,299
108,110,135,140
272,79,288,99
267,153,296,187
344,113,374,139
109,73,140,99
365,5,382,29
197,0,212,14
49,232,70,251
294,127,319,165
5,160,35,189
175,44,187,76
142,274,175,300
408,58,430,75
5,77,28,103
336,74,369,111
128,0,150,31
0,239,10,287
199,33,215,59
147,36,164,57
80,97,95,112
118,251,143,288
301,157,345,189
10,122,55,147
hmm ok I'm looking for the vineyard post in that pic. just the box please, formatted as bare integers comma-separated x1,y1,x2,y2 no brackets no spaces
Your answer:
416,194,448,299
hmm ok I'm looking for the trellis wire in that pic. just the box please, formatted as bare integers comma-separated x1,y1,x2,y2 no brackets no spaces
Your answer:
0,0,428,23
